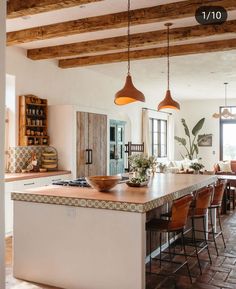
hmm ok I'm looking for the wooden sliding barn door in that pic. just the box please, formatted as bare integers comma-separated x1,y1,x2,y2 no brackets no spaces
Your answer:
77,112,107,177
77,112,89,177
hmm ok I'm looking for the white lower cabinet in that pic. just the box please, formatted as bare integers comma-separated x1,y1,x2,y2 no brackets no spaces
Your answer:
5,182,14,236
5,173,71,235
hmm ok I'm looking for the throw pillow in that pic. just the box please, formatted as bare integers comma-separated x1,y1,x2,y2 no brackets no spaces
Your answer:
183,158,192,170
218,161,232,173
175,160,184,170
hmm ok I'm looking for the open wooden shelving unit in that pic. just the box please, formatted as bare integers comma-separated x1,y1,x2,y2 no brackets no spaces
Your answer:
19,95,49,146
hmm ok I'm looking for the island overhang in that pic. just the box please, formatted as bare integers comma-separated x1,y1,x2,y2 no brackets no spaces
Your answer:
11,174,217,213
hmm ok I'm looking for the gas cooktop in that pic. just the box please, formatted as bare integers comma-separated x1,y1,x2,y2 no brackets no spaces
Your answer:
52,178,90,187
52,176,129,187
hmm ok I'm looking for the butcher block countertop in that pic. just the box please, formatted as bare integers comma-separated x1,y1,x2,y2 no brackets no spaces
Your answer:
5,170,71,182
11,174,217,213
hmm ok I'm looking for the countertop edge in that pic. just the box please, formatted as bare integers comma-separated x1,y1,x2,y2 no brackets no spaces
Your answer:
143,176,217,212
11,175,217,213
11,192,145,213
5,170,71,182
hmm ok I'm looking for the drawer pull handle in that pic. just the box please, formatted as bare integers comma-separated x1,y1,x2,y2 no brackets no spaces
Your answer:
24,182,35,186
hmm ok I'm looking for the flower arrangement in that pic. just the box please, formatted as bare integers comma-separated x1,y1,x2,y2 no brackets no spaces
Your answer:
128,154,157,182
189,162,204,172
157,162,167,173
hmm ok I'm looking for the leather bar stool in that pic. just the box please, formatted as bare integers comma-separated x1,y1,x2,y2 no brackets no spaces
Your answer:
146,194,193,283
188,186,213,274
208,180,227,256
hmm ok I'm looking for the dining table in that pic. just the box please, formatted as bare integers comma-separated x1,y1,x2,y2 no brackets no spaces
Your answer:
217,175,236,214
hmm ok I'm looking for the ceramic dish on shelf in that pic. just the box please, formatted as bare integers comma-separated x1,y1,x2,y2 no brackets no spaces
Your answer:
42,159,57,163
42,152,57,157
41,164,57,169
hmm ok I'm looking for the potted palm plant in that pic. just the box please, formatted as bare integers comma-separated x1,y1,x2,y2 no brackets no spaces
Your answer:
175,118,206,160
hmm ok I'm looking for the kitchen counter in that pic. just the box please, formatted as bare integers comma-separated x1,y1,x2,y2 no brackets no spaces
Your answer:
12,174,217,289
12,174,217,213
5,170,71,182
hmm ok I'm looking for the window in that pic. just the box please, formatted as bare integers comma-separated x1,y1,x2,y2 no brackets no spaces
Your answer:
149,118,167,158
220,106,236,160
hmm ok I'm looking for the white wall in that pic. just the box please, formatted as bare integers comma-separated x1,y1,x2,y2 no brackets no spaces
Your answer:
0,2,6,288
6,46,162,172
7,46,234,173
174,99,236,170
6,74,16,147
6,47,145,138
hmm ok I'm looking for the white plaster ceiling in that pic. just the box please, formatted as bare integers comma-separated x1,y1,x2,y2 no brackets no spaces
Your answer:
73,49,236,101
5,0,236,100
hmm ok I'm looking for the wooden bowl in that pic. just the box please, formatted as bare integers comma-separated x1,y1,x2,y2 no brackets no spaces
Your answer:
85,176,121,192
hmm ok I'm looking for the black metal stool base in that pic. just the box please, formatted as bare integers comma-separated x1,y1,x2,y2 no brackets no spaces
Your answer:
148,230,192,284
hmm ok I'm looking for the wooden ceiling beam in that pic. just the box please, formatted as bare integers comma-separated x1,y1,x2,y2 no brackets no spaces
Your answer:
27,20,236,60
58,38,236,68
7,0,102,19
7,0,236,45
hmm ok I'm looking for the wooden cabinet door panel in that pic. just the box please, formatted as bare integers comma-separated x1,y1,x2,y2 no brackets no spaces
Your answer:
76,112,89,177
77,112,107,177
88,113,107,176
99,114,107,175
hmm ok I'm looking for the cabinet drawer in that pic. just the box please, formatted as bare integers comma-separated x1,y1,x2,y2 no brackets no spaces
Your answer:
5,173,72,235
40,174,72,186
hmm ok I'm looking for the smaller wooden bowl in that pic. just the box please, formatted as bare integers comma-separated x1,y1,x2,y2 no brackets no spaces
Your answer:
86,176,121,192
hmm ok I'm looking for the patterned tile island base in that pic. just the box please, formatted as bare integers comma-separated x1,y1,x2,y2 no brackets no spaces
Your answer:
12,174,217,213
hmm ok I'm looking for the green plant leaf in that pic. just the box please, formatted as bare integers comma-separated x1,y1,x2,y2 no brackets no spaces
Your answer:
174,136,186,146
181,119,190,137
192,118,205,136
193,143,199,156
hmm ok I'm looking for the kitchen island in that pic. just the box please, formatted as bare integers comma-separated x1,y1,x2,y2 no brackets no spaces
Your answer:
12,174,217,289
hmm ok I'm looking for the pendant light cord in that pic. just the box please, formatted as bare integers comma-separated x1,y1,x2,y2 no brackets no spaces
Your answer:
167,24,170,90
224,82,228,106
127,0,131,75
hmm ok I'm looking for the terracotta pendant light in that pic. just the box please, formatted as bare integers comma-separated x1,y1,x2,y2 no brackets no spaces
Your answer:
158,23,180,111
114,0,145,105
212,83,236,118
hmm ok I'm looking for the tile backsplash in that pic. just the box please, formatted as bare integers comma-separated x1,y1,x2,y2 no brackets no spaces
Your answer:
7,146,47,173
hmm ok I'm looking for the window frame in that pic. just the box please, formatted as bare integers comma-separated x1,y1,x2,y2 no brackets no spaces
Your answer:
219,105,236,160
149,117,167,158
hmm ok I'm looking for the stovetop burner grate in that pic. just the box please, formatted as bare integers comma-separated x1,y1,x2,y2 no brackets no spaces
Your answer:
52,178,90,187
